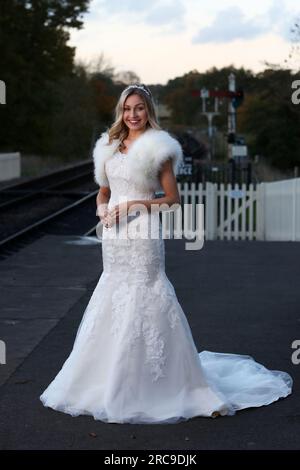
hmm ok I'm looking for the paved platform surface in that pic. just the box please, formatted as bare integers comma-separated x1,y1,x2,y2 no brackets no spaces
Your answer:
0,235,299,450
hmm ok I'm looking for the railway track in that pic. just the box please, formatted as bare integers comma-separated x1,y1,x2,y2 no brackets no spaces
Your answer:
0,159,93,204
0,160,100,259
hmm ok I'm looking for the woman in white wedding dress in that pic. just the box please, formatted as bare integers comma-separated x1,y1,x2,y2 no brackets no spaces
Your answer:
40,84,292,424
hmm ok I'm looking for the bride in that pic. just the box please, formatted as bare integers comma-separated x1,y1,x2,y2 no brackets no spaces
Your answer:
40,83,292,424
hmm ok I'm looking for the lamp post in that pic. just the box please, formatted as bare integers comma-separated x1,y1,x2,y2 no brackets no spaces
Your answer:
228,72,236,161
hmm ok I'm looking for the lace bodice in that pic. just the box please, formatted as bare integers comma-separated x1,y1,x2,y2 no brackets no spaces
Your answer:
103,150,160,240
105,150,155,207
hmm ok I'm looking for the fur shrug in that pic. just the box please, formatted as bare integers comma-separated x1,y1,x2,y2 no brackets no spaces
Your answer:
92,127,183,192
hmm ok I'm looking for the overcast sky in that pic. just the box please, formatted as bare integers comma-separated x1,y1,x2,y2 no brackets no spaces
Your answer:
69,0,300,84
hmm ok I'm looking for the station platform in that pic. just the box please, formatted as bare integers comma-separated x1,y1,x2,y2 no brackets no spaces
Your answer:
0,235,299,449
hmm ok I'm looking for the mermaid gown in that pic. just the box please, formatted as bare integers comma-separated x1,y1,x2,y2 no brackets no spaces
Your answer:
40,149,293,424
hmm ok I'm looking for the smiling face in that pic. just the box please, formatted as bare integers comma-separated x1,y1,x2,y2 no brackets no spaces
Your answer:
123,93,148,132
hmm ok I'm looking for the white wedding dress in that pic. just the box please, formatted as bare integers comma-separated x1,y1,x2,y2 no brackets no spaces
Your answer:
40,150,293,424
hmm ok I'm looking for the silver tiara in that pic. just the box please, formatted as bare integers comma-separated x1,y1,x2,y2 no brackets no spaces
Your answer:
124,84,151,97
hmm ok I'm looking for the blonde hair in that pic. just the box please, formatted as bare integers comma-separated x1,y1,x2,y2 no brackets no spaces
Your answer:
106,83,162,152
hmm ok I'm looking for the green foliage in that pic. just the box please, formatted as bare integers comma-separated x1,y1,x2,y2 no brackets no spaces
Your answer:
0,0,90,154
238,69,300,169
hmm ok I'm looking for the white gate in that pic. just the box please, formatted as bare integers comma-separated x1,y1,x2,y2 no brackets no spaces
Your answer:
179,182,258,241
179,179,300,241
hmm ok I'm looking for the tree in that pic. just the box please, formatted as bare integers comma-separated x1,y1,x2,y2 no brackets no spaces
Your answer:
239,69,300,169
113,70,141,85
0,0,90,152
283,18,300,71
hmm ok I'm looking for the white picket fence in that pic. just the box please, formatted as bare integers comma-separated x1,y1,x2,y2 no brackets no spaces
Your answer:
178,178,300,241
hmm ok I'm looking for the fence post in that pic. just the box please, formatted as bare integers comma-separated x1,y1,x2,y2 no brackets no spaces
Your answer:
205,182,218,240
256,182,265,240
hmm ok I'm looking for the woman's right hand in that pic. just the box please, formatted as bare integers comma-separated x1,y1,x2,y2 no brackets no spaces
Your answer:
97,206,113,228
